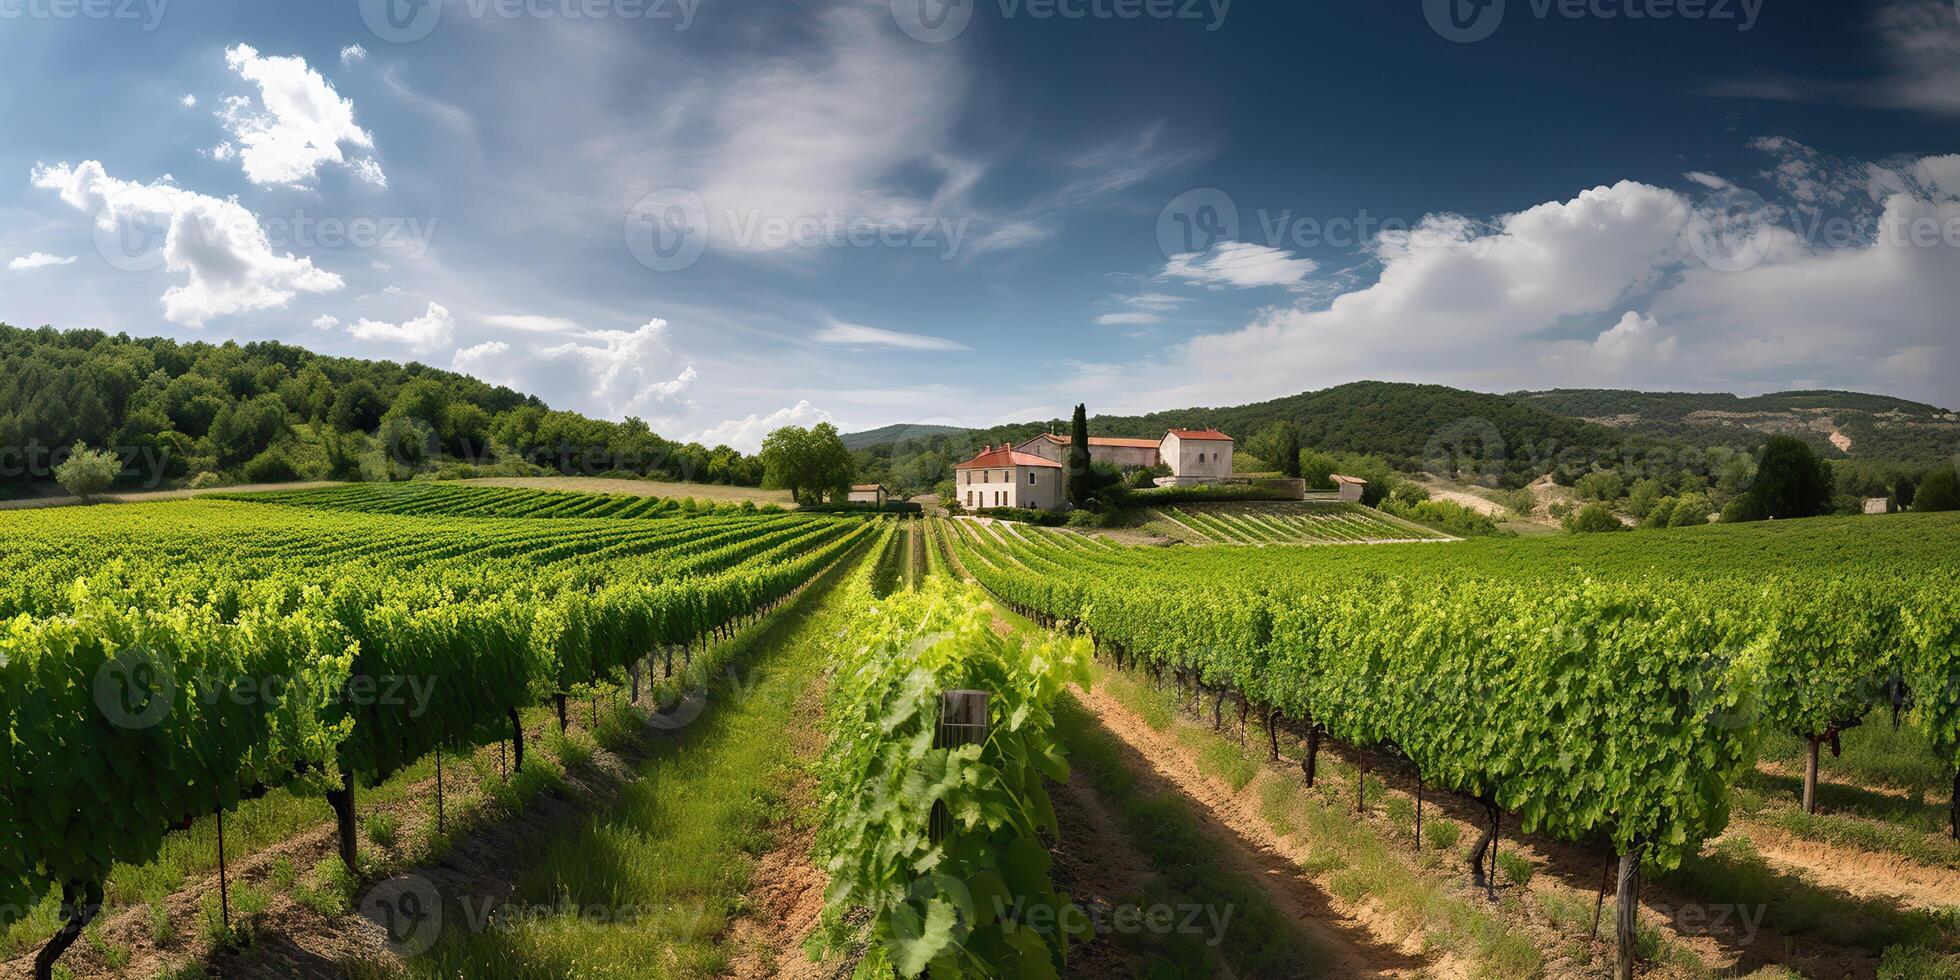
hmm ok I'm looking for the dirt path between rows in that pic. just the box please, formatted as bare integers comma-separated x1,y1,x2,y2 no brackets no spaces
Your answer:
724,670,842,980
1067,681,1453,979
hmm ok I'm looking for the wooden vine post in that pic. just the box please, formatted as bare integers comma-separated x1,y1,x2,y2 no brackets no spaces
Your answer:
326,764,359,873
509,707,526,774
1614,851,1641,980
217,806,230,935
930,690,990,844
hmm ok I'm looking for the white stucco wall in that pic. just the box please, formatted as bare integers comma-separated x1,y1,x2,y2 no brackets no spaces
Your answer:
1160,432,1234,479
957,465,1064,510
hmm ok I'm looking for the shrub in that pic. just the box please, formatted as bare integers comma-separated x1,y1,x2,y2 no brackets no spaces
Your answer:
1378,497,1502,536
1576,470,1626,502
1668,492,1713,527
1496,851,1535,887
240,448,301,484
1562,502,1626,533
1641,496,1678,529
54,443,122,500
186,471,226,490
1127,483,1300,506
1916,466,1960,512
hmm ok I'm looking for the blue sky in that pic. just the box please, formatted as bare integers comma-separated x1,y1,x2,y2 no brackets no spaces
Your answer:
2,0,1956,449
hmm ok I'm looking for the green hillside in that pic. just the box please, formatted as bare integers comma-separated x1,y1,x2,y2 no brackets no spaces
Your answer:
1511,389,1960,464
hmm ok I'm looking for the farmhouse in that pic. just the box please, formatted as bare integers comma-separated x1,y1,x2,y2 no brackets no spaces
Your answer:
847,484,894,505
957,427,1241,511
1014,433,1164,470
954,446,1064,511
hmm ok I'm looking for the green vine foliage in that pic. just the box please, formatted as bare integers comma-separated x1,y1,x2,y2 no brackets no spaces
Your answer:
948,516,1952,870
817,565,1092,978
0,496,875,930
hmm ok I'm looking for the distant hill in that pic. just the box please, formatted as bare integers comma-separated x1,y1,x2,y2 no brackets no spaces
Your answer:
1510,389,1960,464
847,381,1641,485
839,422,970,451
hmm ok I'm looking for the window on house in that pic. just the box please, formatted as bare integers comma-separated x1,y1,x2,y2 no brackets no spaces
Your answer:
1028,472,1037,485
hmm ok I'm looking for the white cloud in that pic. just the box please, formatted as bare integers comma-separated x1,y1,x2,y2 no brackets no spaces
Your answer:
1075,166,1959,411
311,315,341,330
1094,312,1162,326
458,318,697,420
8,252,77,271
219,44,384,188
179,94,197,108
690,400,834,453
340,44,368,66
480,313,590,335
1161,241,1318,290
347,302,455,352
31,160,344,326
813,318,969,351
1117,292,1189,312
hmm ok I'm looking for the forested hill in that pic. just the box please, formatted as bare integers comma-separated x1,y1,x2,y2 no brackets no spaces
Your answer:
1511,389,1960,465
851,381,1642,485
0,324,765,494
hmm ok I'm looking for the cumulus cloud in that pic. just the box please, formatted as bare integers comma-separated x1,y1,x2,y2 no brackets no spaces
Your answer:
456,318,697,420
179,94,197,108
1161,241,1317,290
311,314,341,330
340,44,368,66
219,44,383,188
8,252,77,271
347,303,455,352
31,160,343,326
690,400,834,453
813,318,969,351
1076,161,1959,412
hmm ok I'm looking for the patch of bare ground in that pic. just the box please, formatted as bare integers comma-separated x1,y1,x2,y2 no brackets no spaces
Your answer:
1045,763,1158,979
1725,821,1960,912
725,672,839,980
1068,682,1446,979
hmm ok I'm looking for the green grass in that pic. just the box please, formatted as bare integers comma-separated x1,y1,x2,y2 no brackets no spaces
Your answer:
408,546,861,978
1758,721,1949,799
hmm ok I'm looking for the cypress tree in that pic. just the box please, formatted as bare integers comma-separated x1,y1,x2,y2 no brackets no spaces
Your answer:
1068,404,1092,507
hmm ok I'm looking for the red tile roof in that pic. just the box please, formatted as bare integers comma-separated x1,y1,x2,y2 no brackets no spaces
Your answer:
1031,434,1162,449
956,448,1064,470
851,484,888,492
1166,428,1233,442
1330,474,1369,485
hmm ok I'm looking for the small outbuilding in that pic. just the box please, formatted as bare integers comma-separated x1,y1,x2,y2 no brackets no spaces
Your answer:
1863,497,1891,515
847,484,893,506
1330,474,1369,503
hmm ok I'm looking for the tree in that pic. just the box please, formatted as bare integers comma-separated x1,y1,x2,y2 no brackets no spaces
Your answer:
1066,404,1092,508
1626,478,1666,520
759,423,853,505
1299,451,1337,491
207,395,288,468
54,443,121,501
1577,470,1626,503
328,380,386,433
1668,492,1713,527
1563,502,1626,533
1736,436,1834,521
1250,422,1303,479
1916,466,1960,512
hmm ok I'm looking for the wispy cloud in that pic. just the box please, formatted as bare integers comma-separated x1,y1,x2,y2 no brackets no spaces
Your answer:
1161,241,1317,290
814,318,970,351
8,252,77,271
